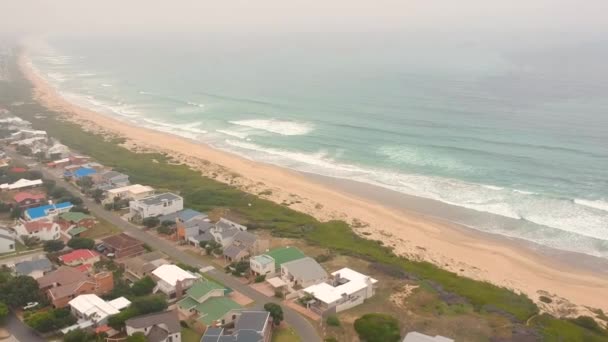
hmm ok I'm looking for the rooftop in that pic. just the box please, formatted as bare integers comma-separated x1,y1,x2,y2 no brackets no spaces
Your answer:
25,202,73,220
265,247,306,268
186,280,225,299
125,310,181,334
0,178,43,190
14,257,53,275
196,297,241,325
402,332,454,342
107,184,154,195
73,167,97,178
68,226,88,236
159,208,206,223
69,294,129,322
282,257,327,282
251,255,274,266
102,233,143,249
37,266,89,289
13,191,45,203
59,249,99,264
234,311,270,332
22,220,55,233
101,171,128,180
303,267,378,304
152,264,198,286
136,193,182,206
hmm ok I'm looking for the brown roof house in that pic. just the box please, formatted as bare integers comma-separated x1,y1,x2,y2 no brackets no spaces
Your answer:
102,233,145,259
37,266,114,308
122,251,169,281
125,310,181,342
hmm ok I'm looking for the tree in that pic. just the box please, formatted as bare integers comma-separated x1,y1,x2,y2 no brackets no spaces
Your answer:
71,206,90,214
205,241,221,255
108,295,168,330
68,237,95,250
10,207,22,219
142,217,160,228
354,313,400,342
326,315,341,327
63,328,93,342
131,276,156,297
0,275,42,307
25,308,76,333
0,302,8,323
44,240,65,252
264,303,284,326
126,332,147,342
76,176,94,190
91,189,105,204
157,225,173,235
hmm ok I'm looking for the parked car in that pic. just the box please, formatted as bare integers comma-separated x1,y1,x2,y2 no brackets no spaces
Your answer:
95,244,106,252
22,302,39,310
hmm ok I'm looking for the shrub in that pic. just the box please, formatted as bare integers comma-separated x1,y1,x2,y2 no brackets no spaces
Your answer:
25,308,76,333
354,313,400,342
326,315,340,327
0,302,8,323
264,303,284,326
131,276,156,297
255,275,266,283
143,217,160,228
43,240,65,252
570,316,605,335
157,225,173,235
68,237,95,250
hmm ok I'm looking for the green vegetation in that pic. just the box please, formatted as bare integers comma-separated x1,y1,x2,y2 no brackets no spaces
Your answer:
67,237,95,250
63,328,106,342
126,333,147,342
43,239,65,252
354,313,401,342
143,217,160,228
272,326,302,342
530,314,608,341
0,275,42,307
181,327,203,342
264,303,284,326
130,276,156,297
107,295,168,330
0,302,8,323
24,308,76,333
326,314,341,327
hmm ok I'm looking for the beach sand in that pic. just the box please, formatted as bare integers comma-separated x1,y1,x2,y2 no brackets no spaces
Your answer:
19,54,608,316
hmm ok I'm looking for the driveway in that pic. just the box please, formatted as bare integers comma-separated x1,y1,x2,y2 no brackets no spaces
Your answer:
4,312,44,342
14,152,321,342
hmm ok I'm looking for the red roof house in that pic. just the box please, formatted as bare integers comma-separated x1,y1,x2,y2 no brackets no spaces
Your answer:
59,249,100,266
13,192,46,208
9,167,27,173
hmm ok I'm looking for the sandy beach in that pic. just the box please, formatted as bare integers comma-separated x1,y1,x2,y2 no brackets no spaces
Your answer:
19,54,608,316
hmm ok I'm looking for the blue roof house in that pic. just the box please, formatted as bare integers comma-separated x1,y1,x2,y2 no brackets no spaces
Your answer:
159,209,207,224
25,202,74,221
73,167,97,179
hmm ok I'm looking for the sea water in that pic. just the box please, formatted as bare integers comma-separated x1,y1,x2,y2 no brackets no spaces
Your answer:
26,32,608,258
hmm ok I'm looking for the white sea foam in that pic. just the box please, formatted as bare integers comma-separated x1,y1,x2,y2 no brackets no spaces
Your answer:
217,129,249,139
46,72,67,82
101,83,113,87
187,101,205,108
574,199,608,212
230,119,314,136
378,145,472,172
141,118,208,136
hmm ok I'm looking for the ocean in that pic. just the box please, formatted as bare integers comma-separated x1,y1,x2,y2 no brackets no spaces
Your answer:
26,32,608,258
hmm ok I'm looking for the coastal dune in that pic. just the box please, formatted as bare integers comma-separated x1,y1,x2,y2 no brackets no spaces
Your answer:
19,54,608,315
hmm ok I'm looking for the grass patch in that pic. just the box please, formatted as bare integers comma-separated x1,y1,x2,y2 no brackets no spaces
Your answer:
272,326,301,342
80,218,121,239
181,327,202,342
530,314,608,342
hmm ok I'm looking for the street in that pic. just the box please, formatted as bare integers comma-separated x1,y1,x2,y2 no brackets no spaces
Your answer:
5,312,44,342
20,153,321,342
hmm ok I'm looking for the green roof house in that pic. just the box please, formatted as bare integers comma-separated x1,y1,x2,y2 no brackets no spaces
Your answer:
177,279,242,327
249,246,306,277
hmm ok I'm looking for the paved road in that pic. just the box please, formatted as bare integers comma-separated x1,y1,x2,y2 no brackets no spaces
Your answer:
0,250,44,266
20,154,321,342
5,312,44,342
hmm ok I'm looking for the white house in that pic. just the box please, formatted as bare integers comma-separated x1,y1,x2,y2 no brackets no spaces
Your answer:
125,310,182,342
14,219,61,241
209,218,247,247
402,332,454,342
0,178,43,191
129,193,183,221
151,264,199,298
103,184,155,205
0,228,15,254
69,294,131,326
303,267,378,314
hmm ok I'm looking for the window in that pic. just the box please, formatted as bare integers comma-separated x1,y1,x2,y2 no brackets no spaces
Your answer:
9,244,14,249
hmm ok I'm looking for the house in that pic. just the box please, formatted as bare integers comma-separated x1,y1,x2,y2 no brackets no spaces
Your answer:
0,228,15,254
0,178,43,191
302,267,378,314
250,247,306,278
101,233,146,259
201,311,272,342
95,170,130,188
47,157,71,168
58,212,96,228
125,310,181,342
69,294,131,326
402,332,454,342
59,249,100,266
37,267,114,308
151,264,199,298
46,143,70,159
159,209,206,225
102,184,155,205
23,202,73,221
223,231,264,263
279,257,327,290
68,167,97,179
69,155,91,165
129,193,184,221
181,218,215,244
13,191,46,208
14,219,61,241
177,280,241,327
122,251,169,281
206,218,248,248
14,257,53,278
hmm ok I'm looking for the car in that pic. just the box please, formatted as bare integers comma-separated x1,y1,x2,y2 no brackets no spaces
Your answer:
95,244,106,252
106,253,115,258
22,302,39,310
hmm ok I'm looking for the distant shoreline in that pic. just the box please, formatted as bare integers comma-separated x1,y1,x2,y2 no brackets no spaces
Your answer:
18,51,608,314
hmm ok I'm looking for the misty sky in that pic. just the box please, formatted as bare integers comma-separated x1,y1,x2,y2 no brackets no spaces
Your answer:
1,0,607,37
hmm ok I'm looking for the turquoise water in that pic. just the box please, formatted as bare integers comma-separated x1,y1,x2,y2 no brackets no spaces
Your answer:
27,33,608,257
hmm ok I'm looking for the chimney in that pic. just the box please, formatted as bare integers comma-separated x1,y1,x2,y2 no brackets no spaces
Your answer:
175,280,184,300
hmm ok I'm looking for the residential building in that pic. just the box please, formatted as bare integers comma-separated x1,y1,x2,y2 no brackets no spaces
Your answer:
58,212,96,228
159,209,206,225
402,332,454,342
125,310,181,342
0,178,43,191
178,280,241,327
101,233,145,259
14,257,53,278
102,184,155,205
14,219,61,241
250,247,306,278
69,294,131,326
151,264,199,298
59,249,100,266
302,267,378,314
0,228,15,254
129,193,183,221
181,218,214,244
23,202,73,221
95,170,130,188
37,267,114,308
47,157,71,168
13,191,46,208
223,230,266,263
46,143,70,159
122,251,169,281
280,257,327,290
201,311,272,342
68,167,97,179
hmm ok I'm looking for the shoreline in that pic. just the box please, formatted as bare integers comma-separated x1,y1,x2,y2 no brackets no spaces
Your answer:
18,53,608,314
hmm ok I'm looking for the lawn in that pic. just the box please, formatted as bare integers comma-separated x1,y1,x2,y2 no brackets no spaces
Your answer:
80,218,121,239
181,327,202,342
272,326,301,342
